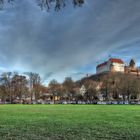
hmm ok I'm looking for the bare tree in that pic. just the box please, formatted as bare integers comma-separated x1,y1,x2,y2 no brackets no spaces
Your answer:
100,73,115,100
32,73,42,102
63,77,75,102
25,72,42,103
48,79,61,103
83,79,98,103
135,78,140,101
25,72,35,103
0,84,7,103
38,0,84,11
0,0,85,11
0,72,13,103
0,0,14,9
11,74,28,103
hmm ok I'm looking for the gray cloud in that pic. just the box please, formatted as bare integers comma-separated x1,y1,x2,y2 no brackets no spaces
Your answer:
0,0,140,83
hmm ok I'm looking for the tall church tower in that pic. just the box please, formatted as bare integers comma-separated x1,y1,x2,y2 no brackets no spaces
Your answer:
129,59,135,69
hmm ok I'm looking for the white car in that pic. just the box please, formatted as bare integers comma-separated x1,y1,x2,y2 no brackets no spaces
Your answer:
97,101,107,105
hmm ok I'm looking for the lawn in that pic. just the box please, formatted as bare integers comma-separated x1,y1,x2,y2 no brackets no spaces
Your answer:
0,105,140,140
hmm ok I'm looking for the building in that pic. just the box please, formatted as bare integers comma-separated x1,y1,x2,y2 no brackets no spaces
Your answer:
96,58,125,74
79,85,86,96
124,59,140,76
96,58,140,76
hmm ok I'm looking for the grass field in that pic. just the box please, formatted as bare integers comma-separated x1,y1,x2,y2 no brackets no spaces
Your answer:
0,105,140,140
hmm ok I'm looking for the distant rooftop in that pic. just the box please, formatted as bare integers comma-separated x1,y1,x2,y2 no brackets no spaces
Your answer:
109,58,124,64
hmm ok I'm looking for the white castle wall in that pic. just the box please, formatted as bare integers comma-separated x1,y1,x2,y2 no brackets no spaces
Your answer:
112,62,124,72
97,62,110,74
97,60,124,74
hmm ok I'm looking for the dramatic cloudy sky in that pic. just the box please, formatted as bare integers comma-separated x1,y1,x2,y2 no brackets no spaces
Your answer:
0,0,140,84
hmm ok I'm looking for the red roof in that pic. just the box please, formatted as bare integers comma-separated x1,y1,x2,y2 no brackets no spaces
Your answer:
97,58,124,68
109,58,124,64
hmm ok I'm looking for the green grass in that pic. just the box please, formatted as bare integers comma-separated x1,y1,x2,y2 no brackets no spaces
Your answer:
0,105,140,140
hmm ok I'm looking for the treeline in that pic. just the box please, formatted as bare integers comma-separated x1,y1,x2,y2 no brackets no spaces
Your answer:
0,72,140,104
0,72,44,104
46,73,140,104
98,73,140,102
48,73,140,104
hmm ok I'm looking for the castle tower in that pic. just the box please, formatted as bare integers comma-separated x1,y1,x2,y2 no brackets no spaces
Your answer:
129,59,135,69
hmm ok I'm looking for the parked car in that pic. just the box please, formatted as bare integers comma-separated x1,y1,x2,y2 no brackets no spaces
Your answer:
97,101,107,105
118,101,124,104
136,101,140,105
124,101,129,104
62,101,68,104
111,101,118,104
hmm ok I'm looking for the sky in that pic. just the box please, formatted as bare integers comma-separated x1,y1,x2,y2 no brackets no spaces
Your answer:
0,0,140,84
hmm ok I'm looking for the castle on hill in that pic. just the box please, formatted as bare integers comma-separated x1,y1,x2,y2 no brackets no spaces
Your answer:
96,58,140,76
